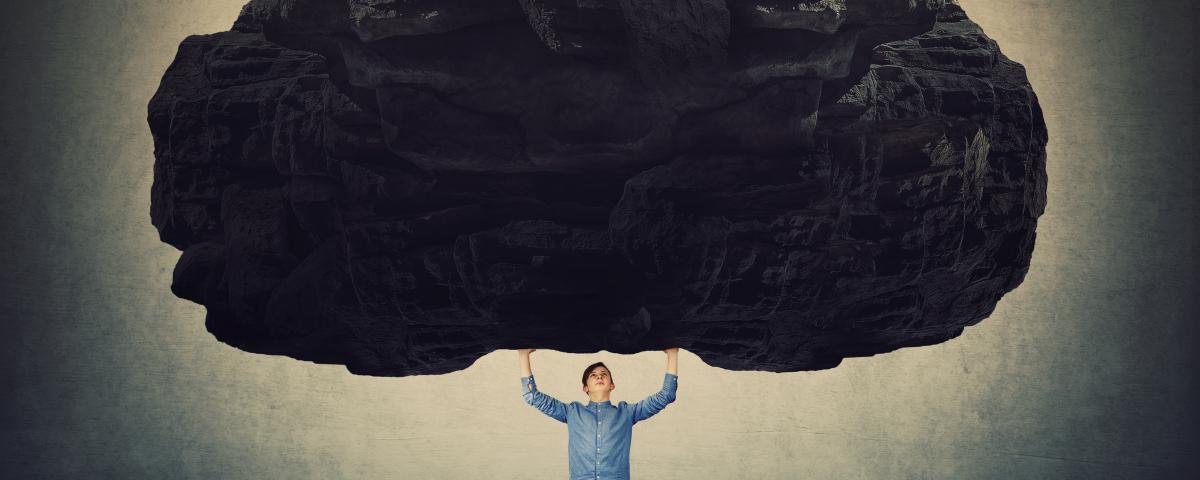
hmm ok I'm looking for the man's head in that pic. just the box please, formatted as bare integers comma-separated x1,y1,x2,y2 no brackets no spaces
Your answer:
581,362,615,399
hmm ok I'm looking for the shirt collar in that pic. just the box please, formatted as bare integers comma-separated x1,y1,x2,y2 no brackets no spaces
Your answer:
587,400,612,407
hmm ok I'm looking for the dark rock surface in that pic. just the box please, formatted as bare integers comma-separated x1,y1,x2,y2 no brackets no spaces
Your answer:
148,0,1047,376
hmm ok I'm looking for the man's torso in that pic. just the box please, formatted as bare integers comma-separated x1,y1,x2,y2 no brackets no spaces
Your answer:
565,400,635,480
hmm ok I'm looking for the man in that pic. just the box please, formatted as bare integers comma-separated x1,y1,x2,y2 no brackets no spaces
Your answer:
517,348,679,480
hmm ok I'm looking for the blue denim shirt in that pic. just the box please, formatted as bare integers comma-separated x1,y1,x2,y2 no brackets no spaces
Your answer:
521,372,678,480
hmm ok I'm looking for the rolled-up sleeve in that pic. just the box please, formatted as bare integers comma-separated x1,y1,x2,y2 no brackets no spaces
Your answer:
632,373,678,424
521,375,568,423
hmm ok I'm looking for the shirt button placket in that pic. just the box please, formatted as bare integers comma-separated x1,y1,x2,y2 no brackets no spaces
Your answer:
595,407,601,479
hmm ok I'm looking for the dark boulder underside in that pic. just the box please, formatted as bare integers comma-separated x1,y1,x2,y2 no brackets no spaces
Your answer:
148,0,1047,376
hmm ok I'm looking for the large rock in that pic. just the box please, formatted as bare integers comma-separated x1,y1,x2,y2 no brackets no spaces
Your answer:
148,0,1047,376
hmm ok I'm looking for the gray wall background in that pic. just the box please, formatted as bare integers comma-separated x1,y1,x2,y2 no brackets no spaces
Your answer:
1,1,1195,478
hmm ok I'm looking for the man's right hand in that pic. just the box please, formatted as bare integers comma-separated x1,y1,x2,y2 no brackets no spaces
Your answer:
518,349,536,378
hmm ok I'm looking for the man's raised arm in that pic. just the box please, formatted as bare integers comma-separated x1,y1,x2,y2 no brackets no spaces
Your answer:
518,349,568,423
632,348,679,424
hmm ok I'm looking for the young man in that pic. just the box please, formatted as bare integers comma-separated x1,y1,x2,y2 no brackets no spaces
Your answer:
517,348,679,480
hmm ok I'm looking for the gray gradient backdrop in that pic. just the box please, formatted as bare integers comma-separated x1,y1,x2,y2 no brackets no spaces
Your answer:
1,1,1196,478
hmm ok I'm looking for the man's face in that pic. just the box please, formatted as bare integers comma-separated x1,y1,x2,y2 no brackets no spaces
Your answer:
584,367,614,394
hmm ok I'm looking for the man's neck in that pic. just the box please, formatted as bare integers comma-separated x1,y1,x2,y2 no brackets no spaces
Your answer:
587,393,610,403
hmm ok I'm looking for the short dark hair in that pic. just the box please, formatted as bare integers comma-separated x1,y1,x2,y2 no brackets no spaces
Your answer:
582,362,612,386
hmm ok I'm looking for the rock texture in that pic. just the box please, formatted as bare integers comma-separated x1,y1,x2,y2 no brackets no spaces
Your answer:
149,0,1047,376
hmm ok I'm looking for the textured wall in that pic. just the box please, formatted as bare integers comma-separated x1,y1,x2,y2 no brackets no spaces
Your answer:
0,1,1195,478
